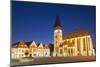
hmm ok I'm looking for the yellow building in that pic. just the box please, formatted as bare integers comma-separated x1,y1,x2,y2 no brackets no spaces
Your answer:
53,16,95,57
63,31,95,56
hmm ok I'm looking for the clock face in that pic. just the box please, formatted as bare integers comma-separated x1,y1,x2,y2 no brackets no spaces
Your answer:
55,29,62,33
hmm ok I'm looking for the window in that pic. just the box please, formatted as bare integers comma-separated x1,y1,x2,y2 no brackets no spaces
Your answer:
77,39,80,51
22,54,23,56
71,49,73,55
87,38,90,50
83,38,86,51
34,54,36,56
22,50,24,53
60,49,62,54
45,53,47,55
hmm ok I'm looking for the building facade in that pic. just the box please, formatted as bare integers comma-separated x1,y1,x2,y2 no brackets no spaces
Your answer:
11,16,95,59
53,16,95,57
11,41,50,59
11,41,29,59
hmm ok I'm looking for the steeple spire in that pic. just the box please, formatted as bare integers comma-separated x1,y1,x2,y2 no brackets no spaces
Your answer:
54,16,62,30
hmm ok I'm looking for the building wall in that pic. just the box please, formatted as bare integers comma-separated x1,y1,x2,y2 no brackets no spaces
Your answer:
11,46,50,59
63,35,95,56
29,48,50,57
11,48,29,59
54,29,63,56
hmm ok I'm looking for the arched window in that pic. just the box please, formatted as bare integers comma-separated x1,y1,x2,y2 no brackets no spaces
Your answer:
71,49,73,56
87,37,90,50
77,39,80,51
83,38,86,51
60,49,62,54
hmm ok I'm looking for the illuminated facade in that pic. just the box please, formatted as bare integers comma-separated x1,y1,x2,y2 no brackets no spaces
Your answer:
11,41,50,59
53,16,95,57
11,16,95,59
62,32,95,56
11,41,29,59
53,16,63,56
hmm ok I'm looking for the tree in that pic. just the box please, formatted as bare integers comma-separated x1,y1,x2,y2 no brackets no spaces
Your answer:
48,43,54,56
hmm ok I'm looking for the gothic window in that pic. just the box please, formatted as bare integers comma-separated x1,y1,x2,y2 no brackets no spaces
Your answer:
70,40,74,46
87,38,90,50
68,49,70,56
77,39,80,51
60,43,63,47
83,38,86,51
60,49,62,54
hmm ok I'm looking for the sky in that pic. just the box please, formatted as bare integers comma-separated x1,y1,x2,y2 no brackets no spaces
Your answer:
12,1,96,48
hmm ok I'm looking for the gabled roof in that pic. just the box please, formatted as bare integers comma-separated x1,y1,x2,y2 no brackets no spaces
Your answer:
38,43,44,49
11,41,28,48
17,41,28,48
11,41,50,49
25,41,33,47
11,42,19,48
63,30,89,39
29,41,37,48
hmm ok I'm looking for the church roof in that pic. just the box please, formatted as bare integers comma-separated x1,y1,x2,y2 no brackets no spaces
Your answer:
54,16,62,28
63,30,89,39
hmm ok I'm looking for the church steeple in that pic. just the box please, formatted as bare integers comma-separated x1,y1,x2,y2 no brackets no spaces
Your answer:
53,16,63,56
54,16,62,30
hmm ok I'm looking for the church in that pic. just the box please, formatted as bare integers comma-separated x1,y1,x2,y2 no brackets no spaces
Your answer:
11,16,95,59
53,16,95,57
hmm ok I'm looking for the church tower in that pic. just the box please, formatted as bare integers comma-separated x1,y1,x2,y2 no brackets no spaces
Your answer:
53,16,63,56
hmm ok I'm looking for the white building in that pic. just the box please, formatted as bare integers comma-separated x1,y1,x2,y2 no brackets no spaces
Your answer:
11,41,29,59
29,41,50,57
11,41,50,59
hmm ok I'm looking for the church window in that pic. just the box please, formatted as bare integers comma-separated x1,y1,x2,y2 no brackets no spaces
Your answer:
87,38,90,50
83,38,86,51
60,49,62,54
77,39,80,51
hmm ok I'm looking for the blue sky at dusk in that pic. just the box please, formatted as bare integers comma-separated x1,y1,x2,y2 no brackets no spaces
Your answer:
12,1,96,47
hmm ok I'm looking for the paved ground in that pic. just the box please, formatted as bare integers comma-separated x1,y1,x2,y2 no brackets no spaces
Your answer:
11,56,96,67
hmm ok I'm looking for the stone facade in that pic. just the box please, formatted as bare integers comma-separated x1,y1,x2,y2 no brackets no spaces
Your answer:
53,16,95,57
